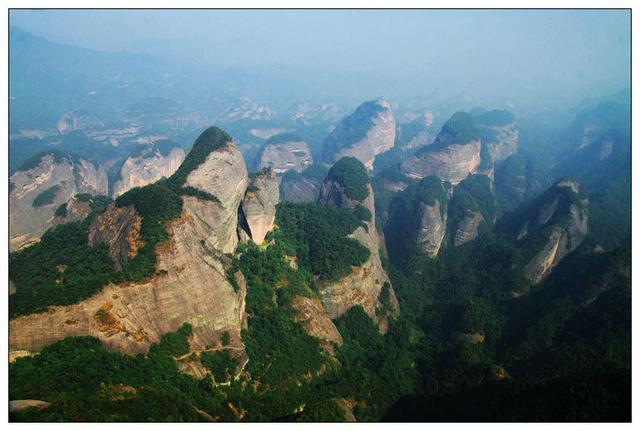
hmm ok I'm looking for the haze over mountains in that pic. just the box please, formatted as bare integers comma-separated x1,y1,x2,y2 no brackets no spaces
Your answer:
7,10,631,423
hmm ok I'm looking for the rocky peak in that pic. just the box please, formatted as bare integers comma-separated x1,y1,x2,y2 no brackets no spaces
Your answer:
112,141,185,198
317,157,370,209
9,152,108,251
505,178,589,284
257,133,313,174
473,110,519,163
400,112,483,185
180,127,249,254
322,98,396,171
241,168,279,244
317,157,399,330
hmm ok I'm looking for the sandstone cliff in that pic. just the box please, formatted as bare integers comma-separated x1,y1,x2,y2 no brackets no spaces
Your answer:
112,144,185,198
9,129,250,356
88,204,143,271
474,110,519,163
241,168,279,244
322,98,396,171
401,113,482,185
9,153,108,251
279,165,328,203
317,158,399,331
385,176,449,259
184,139,249,254
257,134,313,174
515,179,589,284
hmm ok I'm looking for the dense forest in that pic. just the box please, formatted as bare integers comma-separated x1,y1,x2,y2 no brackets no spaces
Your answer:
9,100,631,422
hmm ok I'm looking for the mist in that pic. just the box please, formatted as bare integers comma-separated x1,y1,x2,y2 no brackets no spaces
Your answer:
10,9,630,110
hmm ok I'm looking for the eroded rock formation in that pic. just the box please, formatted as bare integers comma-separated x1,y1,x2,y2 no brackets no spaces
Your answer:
9,153,108,251
322,98,396,170
241,168,279,244
112,146,185,198
257,134,312,174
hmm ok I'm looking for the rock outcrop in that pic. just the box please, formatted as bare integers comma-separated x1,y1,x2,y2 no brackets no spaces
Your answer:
279,169,325,203
316,158,399,331
88,204,143,271
9,128,250,356
112,144,185,198
257,134,313,174
322,98,396,171
513,179,589,284
241,168,279,244
401,113,482,185
385,176,449,259
184,137,249,254
473,110,519,163
291,296,343,353
9,152,108,251
52,195,94,226
447,174,495,247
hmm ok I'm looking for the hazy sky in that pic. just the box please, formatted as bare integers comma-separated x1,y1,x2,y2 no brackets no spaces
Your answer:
10,9,630,106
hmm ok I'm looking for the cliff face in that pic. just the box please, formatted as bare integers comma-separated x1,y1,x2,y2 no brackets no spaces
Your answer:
185,142,249,254
112,146,185,198
279,172,323,203
9,134,250,356
88,204,143,271
9,153,108,251
9,198,248,356
401,140,481,185
452,210,484,247
257,135,313,174
474,110,518,163
316,160,399,331
241,169,279,244
515,179,589,284
322,98,396,170
412,195,447,257
385,176,449,259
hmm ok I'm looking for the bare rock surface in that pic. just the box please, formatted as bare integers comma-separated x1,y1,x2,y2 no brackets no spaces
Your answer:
9,198,248,356
322,98,396,170
257,134,312,174
241,169,279,244
88,204,143,271
317,170,399,331
112,146,185,198
185,142,249,253
9,153,108,251
518,179,589,283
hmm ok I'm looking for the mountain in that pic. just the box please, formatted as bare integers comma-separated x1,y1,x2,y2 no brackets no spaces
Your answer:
316,157,399,331
256,133,313,174
9,152,108,251
322,99,396,170
112,140,185,198
400,112,484,184
501,179,589,284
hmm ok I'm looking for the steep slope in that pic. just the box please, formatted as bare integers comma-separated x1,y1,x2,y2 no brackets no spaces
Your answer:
502,179,589,284
385,176,450,259
112,141,185,198
279,164,328,203
473,110,519,163
9,127,249,357
257,133,313,174
9,152,108,251
447,175,496,247
316,157,399,330
322,98,396,170
241,168,279,244
401,112,483,184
